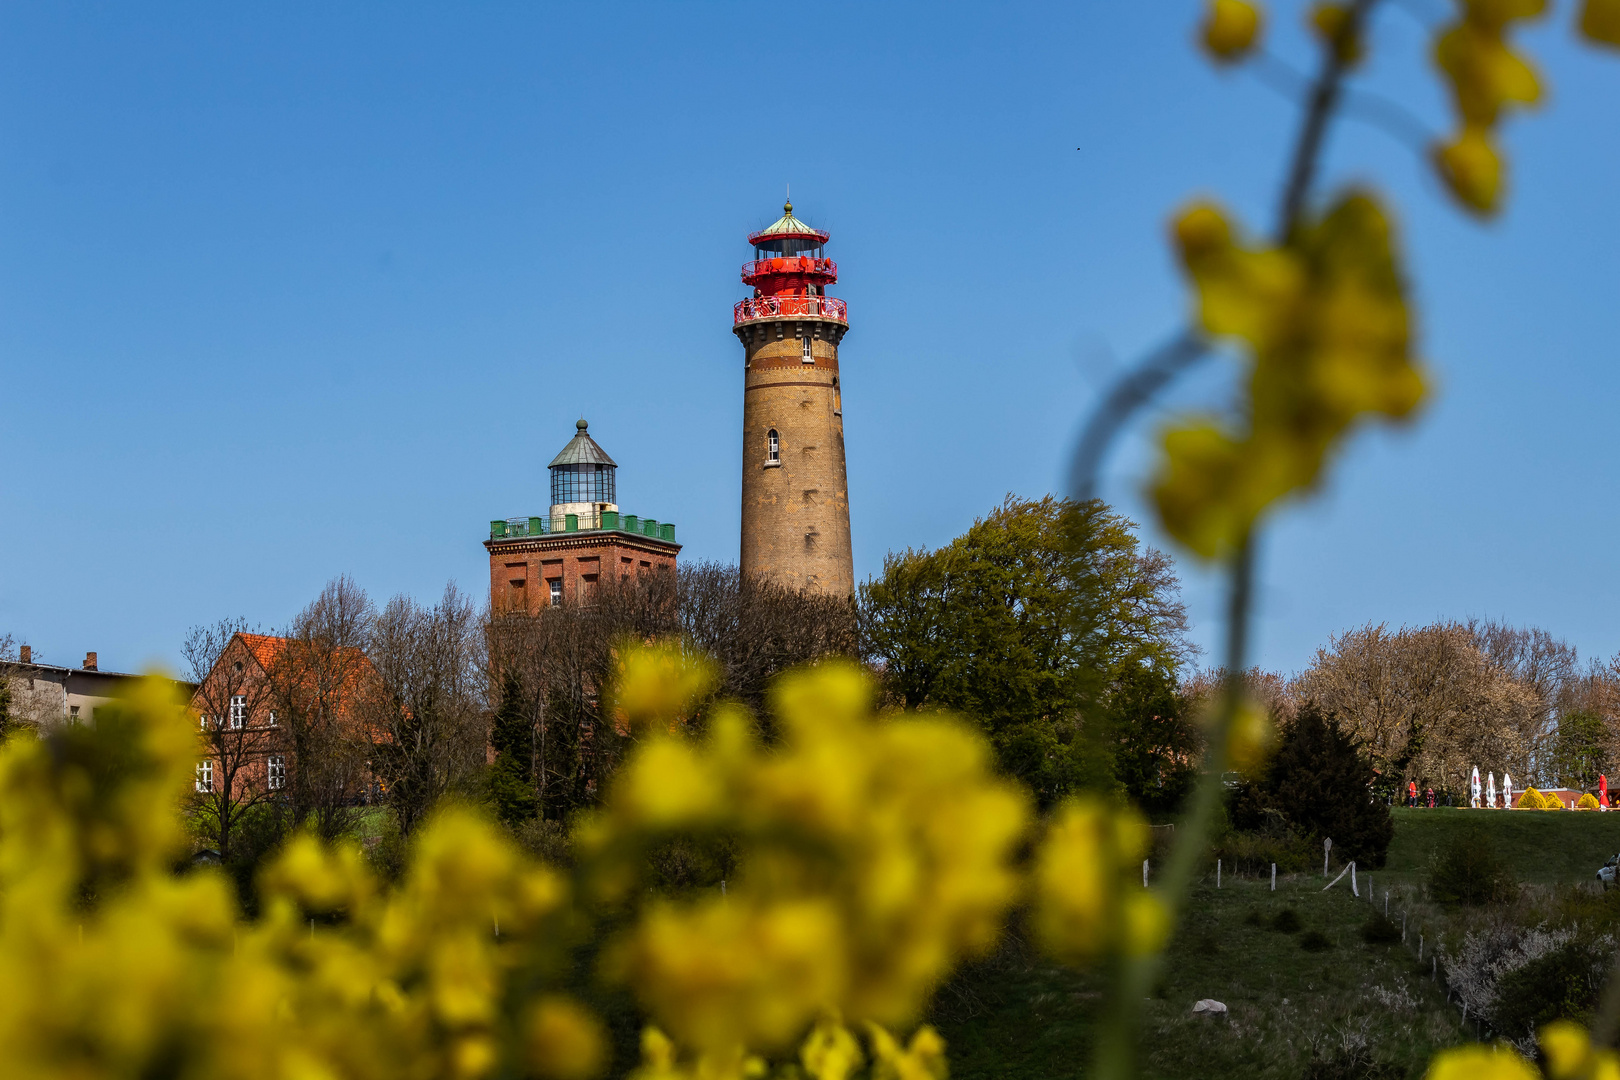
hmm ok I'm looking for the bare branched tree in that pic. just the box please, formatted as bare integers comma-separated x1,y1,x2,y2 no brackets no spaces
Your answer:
1296,622,1543,794
268,575,376,841
679,561,856,719
366,583,487,837
487,562,857,824
182,618,280,860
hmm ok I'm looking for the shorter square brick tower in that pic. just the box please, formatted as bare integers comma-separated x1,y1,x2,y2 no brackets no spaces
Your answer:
484,419,680,614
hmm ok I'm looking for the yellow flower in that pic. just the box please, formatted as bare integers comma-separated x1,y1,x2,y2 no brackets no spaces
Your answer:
866,1023,948,1080
1226,699,1277,775
800,1015,863,1080
1155,194,1424,557
1582,0,1620,46
1425,1043,1540,1080
1310,3,1363,66
1032,797,1154,964
1201,0,1264,64
1434,126,1503,216
527,997,608,1080
612,642,718,734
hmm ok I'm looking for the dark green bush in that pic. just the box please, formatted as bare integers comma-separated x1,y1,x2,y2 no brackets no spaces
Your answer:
1428,825,1516,906
1493,942,1605,1039
1243,908,1265,928
1228,703,1395,868
1211,814,1318,876
1360,912,1402,944
1300,929,1332,952
1272,908,1302,933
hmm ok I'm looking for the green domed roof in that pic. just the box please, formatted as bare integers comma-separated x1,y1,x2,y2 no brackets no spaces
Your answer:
548,418,617,469
749,200,829,244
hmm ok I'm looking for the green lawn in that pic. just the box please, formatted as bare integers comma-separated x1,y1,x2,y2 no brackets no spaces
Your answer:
1381,807,1620,884
931,874,1464,1080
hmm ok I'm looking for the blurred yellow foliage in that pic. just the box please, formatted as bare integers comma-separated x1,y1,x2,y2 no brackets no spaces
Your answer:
586,660,1032,1064
1154,194,1425,558
1425,1043,1541,1080
0,650,1163,1079
1032,797,1166,962
1540,1020,1620,1080
1201,0,1264,63
1429,0,1545,214
1583,0,1620,45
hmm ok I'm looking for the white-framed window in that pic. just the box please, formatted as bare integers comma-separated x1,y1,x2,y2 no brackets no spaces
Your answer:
69,705,80,723
195,759,214,793
766,429,780,466
268,710,277,728
229,695,246,729
268,755,286,791
802,334,813,363
549,579,563,607
200,714,210,730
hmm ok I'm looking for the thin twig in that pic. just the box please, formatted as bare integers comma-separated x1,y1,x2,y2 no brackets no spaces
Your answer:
1067,330,1209,503
1087,5,1383,1077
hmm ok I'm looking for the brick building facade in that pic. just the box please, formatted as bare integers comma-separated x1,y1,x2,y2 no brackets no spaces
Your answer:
484,419,679,614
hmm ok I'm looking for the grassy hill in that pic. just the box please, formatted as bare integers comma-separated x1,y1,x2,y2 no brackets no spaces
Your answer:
1381,807,1620,884
934,808,1620,1078
932,874,1462,1080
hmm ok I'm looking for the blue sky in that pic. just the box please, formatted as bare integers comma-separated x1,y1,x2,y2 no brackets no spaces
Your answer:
3,3,1617,678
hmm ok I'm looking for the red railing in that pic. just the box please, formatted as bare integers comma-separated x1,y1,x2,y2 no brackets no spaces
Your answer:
733,295,848,325
741,257,837,282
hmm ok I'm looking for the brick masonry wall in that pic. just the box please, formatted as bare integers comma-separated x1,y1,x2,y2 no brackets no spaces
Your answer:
737,317,854,597
485,532,679,615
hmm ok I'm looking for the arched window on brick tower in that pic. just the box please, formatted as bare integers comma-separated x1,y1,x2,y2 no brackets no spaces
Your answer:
767,429,780,466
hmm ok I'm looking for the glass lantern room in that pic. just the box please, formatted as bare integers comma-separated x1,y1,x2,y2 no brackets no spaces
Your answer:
548,419,618,506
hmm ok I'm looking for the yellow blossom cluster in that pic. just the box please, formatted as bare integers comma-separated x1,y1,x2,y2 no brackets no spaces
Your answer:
1431,0,1547,214
1153,193,1426,558
0,677,596,1080
579,660,1032,1071
0,651,1173,1080
1426,1021,1620,1080
1032,798,1167,963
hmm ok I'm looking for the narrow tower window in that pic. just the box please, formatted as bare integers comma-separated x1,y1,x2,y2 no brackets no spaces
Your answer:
766,429,781,466
802,335,813,363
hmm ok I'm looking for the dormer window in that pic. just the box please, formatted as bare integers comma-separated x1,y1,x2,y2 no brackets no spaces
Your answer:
766,429,781,467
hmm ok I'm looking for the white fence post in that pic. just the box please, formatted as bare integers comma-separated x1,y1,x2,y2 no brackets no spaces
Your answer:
1271,863,1277,891
1351,861,1358,897
1143,860,1149,888
1217,859,1222,888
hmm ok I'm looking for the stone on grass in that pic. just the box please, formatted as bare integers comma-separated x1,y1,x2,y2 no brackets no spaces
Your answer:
1192,999,1228,1017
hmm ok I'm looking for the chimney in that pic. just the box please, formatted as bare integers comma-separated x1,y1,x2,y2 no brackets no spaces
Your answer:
83,651,97,671
18,645,30,664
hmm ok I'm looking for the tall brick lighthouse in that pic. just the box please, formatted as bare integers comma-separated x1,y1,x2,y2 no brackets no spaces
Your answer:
733,201,854,597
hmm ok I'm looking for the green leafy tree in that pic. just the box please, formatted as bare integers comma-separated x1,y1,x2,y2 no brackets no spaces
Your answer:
488,671,537,827
859,496,1191,803
1107,663,1201,817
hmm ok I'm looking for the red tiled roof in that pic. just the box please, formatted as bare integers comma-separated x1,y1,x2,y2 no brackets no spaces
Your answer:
238,633,288,671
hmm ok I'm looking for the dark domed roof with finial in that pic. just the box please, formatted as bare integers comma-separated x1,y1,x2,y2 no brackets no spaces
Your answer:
548,418,617,469
748,199,830,245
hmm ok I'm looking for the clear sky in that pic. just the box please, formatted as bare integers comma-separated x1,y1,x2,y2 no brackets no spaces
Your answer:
3,3,1617,678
